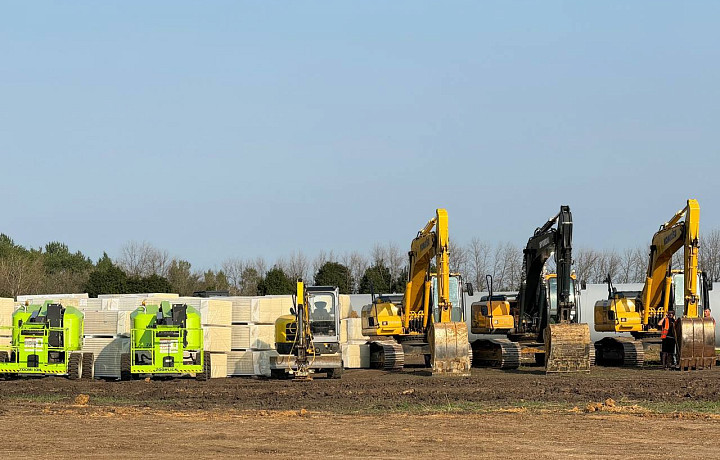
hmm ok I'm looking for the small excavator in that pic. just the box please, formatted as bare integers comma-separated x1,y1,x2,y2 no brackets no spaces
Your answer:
361,208,471,375
271,279,343,380
470,205,592,373
594,199,715,369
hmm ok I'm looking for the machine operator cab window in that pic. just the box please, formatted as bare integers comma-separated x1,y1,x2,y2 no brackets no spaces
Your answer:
430,274,464,323
671,272,710,317
308,293,337,338
547,276,578,322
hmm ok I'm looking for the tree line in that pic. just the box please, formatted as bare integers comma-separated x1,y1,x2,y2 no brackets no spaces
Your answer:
1,229,720,298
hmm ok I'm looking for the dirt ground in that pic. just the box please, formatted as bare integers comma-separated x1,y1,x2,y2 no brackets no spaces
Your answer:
2,367,720,458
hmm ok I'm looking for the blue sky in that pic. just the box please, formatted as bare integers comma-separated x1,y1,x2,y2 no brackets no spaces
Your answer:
1,2,718,268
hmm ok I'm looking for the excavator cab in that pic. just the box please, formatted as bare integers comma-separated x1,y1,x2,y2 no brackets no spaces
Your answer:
546,273,579,323
430,274,466,323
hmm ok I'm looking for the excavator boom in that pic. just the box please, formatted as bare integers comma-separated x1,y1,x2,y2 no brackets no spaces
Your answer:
673,200,715,370
518,205,591,373
405,209,470,375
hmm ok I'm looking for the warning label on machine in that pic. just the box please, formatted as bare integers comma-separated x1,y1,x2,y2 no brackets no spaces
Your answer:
159,339,179,354
24,338,44,350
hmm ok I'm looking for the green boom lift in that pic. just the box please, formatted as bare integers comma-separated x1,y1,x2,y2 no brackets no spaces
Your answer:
0,301,93,379
121,301,209,380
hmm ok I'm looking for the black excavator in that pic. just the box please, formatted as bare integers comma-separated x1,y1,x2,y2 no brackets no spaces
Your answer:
470,205,592,373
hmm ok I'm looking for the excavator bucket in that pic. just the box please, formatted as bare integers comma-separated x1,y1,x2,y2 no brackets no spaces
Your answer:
428,322,471,376
676,317,715,370
544,323,591,373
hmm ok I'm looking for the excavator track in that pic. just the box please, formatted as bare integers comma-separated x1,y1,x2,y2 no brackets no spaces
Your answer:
369,341,405,371
470,338,521,369
595,337,645,367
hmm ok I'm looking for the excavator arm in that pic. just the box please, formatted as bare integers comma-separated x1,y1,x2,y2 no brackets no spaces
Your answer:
403,209,452,329
518,205,575,333
404,209,470,375
517,205,590,373
641,199,713,369
293,279,313,380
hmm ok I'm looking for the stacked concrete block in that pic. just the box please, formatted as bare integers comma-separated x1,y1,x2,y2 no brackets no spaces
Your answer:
81,307,134,379
82,310,131,337
176,298,233,377
340,317,370,369
218,295,293,377
0,298,13,348
341,343,370,369
97,294,180,312
230,324,276,350
339,295,353,319
17,293,89,306
0,297,14,330
226,350,275,377
82,336,130,379
209,352,228,378
16,297,82,308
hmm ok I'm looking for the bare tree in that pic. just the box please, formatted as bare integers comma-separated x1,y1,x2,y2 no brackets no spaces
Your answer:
286,250,310,281
370,243,386,267
701,228,720,281
0,254,45,297
449,238,468,275
385,242,405,286
312,249,337,278
342,251,368,294
574,248,600,284
221,257,246,295
118,241,170,277
466,237,491,290
252,257,267,277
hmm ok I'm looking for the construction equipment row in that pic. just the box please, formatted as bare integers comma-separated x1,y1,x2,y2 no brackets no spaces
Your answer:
0,199,715,381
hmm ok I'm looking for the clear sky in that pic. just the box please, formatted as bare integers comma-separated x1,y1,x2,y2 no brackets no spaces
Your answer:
1,2,719,269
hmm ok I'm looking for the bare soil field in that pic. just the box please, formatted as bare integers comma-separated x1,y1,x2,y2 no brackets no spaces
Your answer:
2,367,720,458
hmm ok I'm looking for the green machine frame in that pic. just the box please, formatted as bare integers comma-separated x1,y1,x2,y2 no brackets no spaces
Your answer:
122,301,208,380
0,301,93,379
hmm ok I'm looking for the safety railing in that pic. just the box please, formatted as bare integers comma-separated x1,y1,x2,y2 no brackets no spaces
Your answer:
129,327,204,367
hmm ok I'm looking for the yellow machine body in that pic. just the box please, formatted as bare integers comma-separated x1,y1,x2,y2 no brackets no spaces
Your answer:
361,301,404,336
360,208,471,375
470,298,514,334
593,199,715,369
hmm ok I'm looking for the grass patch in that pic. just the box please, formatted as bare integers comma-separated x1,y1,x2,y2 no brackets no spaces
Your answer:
1,393,68,403
638,400,720,414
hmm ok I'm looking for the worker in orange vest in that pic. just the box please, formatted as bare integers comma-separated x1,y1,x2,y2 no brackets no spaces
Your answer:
659,310,676,370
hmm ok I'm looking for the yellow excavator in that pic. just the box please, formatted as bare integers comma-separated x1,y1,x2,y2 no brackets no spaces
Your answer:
271,279,343,380
470,205,592,373
361,208,471,375
594,199,715,369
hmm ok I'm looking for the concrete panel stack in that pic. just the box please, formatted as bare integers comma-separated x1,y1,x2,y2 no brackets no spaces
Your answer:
81,308,132,379
17,293,89,307
340,317,370,369
83,310,131,337
167,297,233,379
97,294,180,312
220,296,293,377
0,298,14,348
339,295,353,319
82,336,130,379
15,294,88,308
